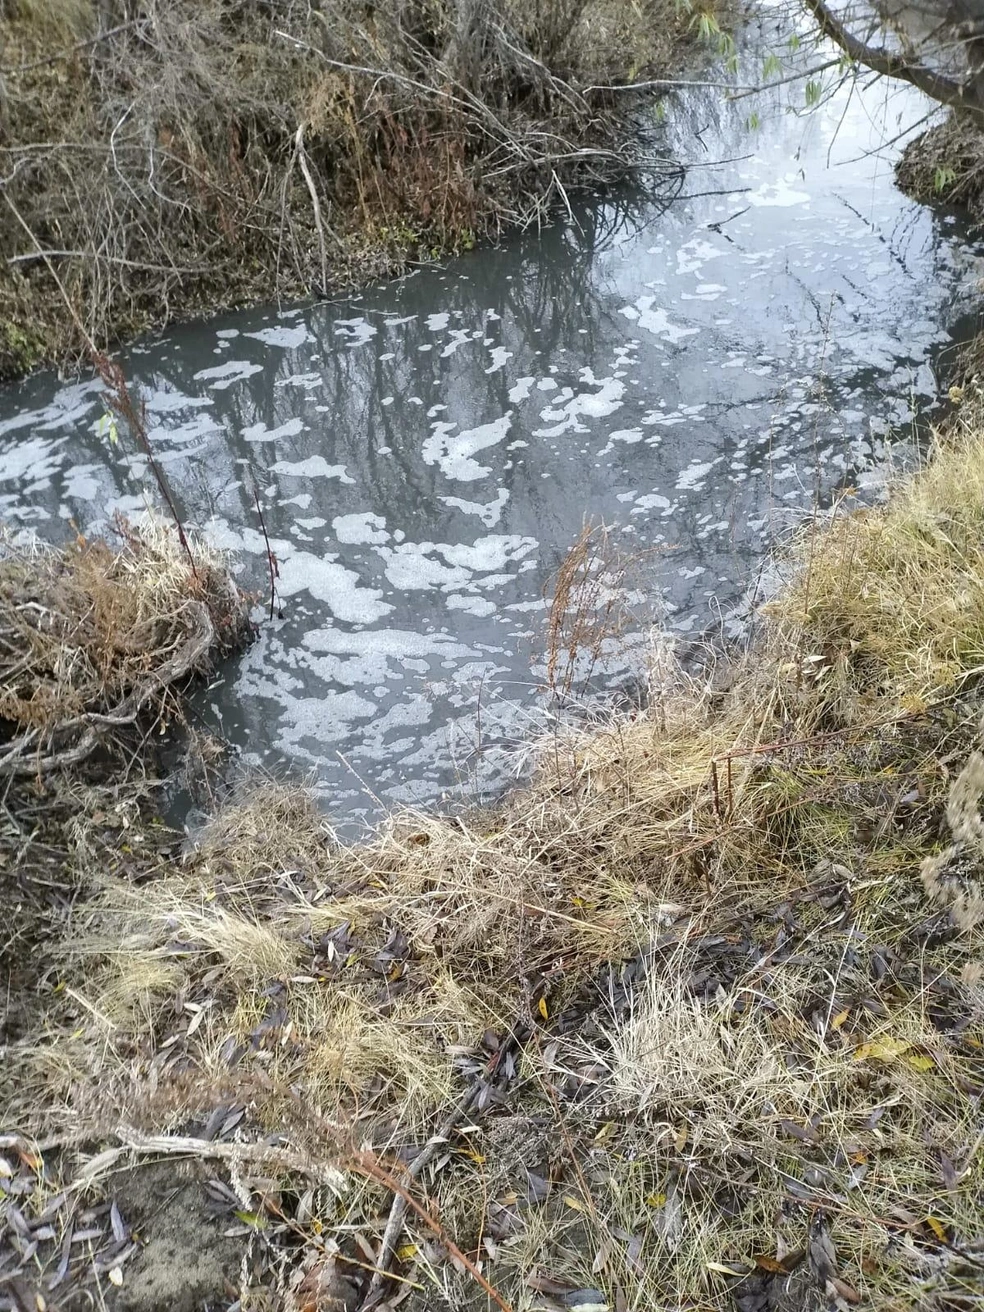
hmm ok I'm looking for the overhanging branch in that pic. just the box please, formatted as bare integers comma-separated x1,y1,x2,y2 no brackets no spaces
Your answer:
803,0,984,120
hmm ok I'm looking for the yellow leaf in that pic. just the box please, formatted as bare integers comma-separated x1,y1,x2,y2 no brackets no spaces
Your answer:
594,1122,615,1145
707,1261,746,1277
854,1036,910,1063
563,1195,586,1212
925,1216,948,1242
644,1193,666,1208
905,1053,935,1072
396,1243,418,1261
831,1008,850,1030
538,997,549,1021
674,1124,688,1153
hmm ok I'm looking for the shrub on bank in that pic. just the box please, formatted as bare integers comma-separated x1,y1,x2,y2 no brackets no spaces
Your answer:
0,0,725,377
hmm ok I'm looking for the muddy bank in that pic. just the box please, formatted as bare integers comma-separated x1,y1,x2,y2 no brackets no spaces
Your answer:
0,0,728,379
5,386,984,1308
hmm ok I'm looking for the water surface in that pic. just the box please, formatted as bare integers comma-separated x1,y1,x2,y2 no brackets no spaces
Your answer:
3,13,983,825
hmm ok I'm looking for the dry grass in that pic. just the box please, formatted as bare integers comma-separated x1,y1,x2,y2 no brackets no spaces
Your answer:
0,515,251,774
9,419,984,1306
896,111,984,218
768,408,984,711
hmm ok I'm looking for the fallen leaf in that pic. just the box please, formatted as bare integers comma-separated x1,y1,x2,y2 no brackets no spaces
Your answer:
233,1210,267,1230
526,1272,576,1295
904,1053,935,1072
831,1008,850,1030
396,1243,418,1261
854,1036,910,1063
707,1261,746,1277
752,1255,787,1273
827,1276,860,1305
538,997,549,1021
108,1268,123,1288
925,1216,949,1242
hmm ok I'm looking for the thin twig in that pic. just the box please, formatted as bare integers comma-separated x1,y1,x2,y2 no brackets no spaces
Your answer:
250,475,280,621
359,1081,481,1310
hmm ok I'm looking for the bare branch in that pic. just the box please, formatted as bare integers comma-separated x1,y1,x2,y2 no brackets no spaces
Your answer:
802,0,984,119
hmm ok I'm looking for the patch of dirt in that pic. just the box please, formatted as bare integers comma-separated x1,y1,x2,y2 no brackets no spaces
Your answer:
101,1162,244,1312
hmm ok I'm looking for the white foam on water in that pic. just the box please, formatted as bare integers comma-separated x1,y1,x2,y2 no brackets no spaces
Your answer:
439,488,509,527
276,372,323,389
746,178,811,207
143,388,214,414
0,435,68,485
277,550,392,622
675,237,724,276
621,297,699,344
598,428,644,456
677,457,724,490
147,412,223,447
532,375,625,437
378,543,471,591
446,594,497,617
485,346,513,374
245,324,312,349
194,360,263,390
631,492,672,513
333,511,390,544
440,535,537,572
334,317,377,345
271,456,355,482
421,414,512,481
440,329,473,358
243,417,306,443
62,463,102,502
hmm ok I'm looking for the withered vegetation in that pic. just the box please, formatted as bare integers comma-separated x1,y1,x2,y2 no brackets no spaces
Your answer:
5,390,984,1308
0,516,252,775
0,0,726,377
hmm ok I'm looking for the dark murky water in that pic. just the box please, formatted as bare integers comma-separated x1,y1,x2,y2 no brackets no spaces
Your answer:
3,10,983,827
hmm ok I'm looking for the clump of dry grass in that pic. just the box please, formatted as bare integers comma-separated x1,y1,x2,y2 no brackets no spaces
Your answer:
12,420,984,1308
768,413,984,712
0,515,251,775
896,111,984,218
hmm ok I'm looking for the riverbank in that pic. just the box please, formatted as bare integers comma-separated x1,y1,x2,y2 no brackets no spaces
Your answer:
0,0,730,380
4,381,984,1309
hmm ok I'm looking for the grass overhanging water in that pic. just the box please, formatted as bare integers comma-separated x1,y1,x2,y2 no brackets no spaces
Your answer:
4,397,984,1306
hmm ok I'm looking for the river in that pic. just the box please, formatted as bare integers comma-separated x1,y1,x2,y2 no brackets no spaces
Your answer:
2,7,982,829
